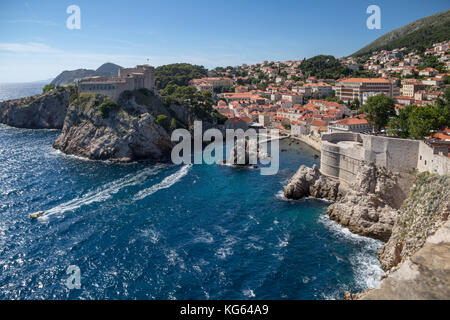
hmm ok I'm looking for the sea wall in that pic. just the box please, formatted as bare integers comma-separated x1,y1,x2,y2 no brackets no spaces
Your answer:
320,132,449,183
290,134,322,151
360,135,420,173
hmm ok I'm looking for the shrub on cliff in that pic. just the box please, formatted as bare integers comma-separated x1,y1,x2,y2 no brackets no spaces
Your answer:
42,84,55,94
69,93,78,104
98,100,118,118
155,114,169,131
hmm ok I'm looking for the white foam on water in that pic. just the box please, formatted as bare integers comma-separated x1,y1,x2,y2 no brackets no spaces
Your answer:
215,235,238,260
140,227,161,244
275,190,334,203
193,229,215,244
243,289,256,298
318,214,385,292
133,165,191,201
38,165,165,220
277,233,289,248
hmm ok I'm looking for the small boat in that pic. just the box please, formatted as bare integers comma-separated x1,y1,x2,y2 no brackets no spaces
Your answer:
30,211,44,219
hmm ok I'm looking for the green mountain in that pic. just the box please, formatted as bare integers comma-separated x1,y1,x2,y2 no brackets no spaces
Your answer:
352,9,450,57
51,62,122,86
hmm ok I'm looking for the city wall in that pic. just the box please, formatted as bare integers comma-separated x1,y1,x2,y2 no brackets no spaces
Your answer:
320,133,449,184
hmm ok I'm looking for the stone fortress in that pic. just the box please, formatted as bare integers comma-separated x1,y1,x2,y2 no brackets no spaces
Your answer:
77,65,155,101
320,132,450,184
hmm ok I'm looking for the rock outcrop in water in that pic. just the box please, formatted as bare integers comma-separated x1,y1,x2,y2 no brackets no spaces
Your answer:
53,90,174,162
284,163,402,241
327,164,401,242
0,86,76,129
283,165,342,201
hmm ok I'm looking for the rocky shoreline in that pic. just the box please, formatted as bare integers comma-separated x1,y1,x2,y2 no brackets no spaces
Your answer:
0,87,223,163
0,86,76,129
284,163,401,241
52,91,174,162
284,163,450,299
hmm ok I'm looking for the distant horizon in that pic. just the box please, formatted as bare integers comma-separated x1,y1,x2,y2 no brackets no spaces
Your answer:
1,0,449,82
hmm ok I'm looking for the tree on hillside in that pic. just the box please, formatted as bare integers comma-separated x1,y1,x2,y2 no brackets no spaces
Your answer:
387,104,415,138
360,95,396,132
349,98,361,111
154,63,208,90
407,107,437,139
300,55,352,79
387,91,450,140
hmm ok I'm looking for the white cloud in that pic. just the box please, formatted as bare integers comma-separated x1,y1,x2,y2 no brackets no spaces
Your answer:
0,42,61,54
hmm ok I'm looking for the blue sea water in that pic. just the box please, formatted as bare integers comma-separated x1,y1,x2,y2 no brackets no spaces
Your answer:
0,81,47,102
0,84,384,300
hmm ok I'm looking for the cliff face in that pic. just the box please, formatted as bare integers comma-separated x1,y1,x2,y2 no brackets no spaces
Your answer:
53,91,173,162
326,164,403,242
284,163,402,241
0,87,76,129
359,220,450,300
378,173,450,271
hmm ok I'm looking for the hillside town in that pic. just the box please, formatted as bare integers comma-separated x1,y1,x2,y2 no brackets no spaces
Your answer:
185,41,450,160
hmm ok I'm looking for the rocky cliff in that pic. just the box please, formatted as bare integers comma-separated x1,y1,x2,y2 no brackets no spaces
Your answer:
378,173,450,271
326,164,404,242
285,164,450,299
0,86,76,129
339,172,450,300
357,219,450,300
53,90,173,162
284,163,402,241
284,165,343,201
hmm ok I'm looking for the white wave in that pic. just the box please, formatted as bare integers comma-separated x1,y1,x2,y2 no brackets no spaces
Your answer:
140,227,161,244
193,230,214,244
318,214,384,290
275,190,334,203
38,165,165,220
133,165,191,201
215,235,238,260
243,289,256,298
277,234,289,248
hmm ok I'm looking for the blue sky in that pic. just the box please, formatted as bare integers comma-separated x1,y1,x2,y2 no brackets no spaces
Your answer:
0,0,448,82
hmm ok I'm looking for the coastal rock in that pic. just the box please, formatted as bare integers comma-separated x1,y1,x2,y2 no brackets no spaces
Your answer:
226,138,269,167
53,91,173,162
360,219,450,300
378,173,450,271
0,87,75,129
326,163,400,242
283,165,342,201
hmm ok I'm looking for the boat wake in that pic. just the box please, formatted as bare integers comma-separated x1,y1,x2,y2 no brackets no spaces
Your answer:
37,165,165,220
133,165,192,201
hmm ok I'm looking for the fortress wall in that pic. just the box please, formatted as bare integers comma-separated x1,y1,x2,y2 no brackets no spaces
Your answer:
360,135,420,173
417,141,450,175
320,133,423,183
322,132,362,143
321,141,365,183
